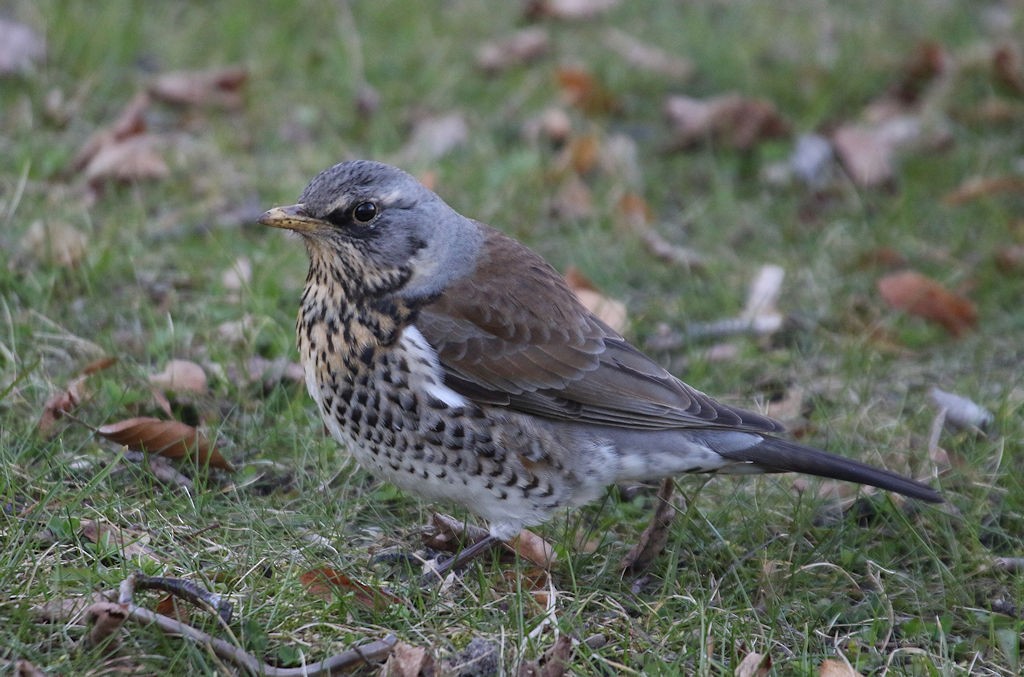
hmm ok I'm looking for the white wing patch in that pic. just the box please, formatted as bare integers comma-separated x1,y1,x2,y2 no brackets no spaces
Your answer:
401,326,468,408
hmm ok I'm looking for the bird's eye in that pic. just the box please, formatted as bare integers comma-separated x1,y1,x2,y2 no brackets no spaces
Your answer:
351,201,378,224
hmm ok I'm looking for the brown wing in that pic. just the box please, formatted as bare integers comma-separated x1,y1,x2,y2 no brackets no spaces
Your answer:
416,223,784,434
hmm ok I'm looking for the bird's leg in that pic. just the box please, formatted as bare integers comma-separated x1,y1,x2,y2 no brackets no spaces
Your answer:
420,535,501,586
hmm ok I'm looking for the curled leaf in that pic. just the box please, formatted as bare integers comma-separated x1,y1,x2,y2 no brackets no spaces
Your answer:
299,567,403,611
97,417,233,470
38,375,89,437
877,270,977,337
148,66,248,109
149,359,208,394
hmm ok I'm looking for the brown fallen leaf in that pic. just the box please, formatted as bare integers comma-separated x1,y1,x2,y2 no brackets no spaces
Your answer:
69,91,150,173
556,66,620,115
525,0,620,21
818,658,863,677
664,93,789,151
993,43,1024,96
517,635,573,677
0,18,46,75
994,243,1024,274
154,594,190,624
476,27,550,74
13,659,47,677
620,477,679,573
888,41,950,105
510,529,557,569
565,266,627,333
80,519,162,563
877,270,977,337
20,219,89,268
549,174,593,220
942,175,1024,206
149,359,208,394
734,651,772,677
299,567,403,611
399,112,469,164
97,417,234,470
83,601,128,649
32,591,110,623
148,66,248,109
38,375,89,438
381,641,435,677
604,29,694,80
83,134,169,187
82,356,118,375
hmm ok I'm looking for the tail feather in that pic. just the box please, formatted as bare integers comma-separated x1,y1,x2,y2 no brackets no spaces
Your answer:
717,436,943,503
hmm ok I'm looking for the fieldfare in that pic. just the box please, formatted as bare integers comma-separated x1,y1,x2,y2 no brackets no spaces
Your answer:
259,161,941,571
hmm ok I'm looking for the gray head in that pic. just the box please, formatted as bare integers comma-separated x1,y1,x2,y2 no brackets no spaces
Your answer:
259,160,482,300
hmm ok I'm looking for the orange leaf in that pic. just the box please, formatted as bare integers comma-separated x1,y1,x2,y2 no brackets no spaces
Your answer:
38,375,88,438
556,66,619,115
818,659,863,677
299,567,403,611
97,417,234,470
877,270,977,337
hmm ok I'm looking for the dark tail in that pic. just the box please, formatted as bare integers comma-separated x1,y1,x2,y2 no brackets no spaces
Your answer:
718,436,943,503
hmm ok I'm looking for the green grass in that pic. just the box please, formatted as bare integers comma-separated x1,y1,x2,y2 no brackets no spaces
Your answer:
2,0,1023,674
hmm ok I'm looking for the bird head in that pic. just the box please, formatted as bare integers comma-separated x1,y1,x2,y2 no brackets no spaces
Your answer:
259,160,483,301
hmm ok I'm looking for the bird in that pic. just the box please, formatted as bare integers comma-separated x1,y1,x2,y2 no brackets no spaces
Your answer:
259,160,942,571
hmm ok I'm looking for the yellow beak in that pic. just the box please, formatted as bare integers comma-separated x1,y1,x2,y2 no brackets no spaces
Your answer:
258,204,325,233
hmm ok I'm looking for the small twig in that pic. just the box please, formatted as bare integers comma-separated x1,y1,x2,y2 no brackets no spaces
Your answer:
84,574,398,675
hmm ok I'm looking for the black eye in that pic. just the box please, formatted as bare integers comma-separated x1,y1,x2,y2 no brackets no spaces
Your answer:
352,201,378,224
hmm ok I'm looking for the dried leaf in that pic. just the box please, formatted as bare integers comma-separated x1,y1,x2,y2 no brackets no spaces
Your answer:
818,659,863,677
149,359,208,394
833,112,949,189
525,0,620,21
148,66,248,109
993,43,1024,96
298,567,403,611
523,107,574,146
13,659,47,677
556,66,620,115
32,592,109,623
399,112,469,164
549,175,593,220
877,270,977,337
38,375,89,437
565,266,628,333
0,18,46,75
69,91,150,173
80,519,162,563
476,27,549,74
83,601,127,648
735,651,772,677
82,356,118,375
942,175,1024,206
83,134,169,186
381,641,435,677
665,94,789,151
97,417,234,470
154,594,190,624
994,243,1024,274
20,220,89,268
888,41,950,105
516,635,573,677
510,529,557,569
604,29,694,80
620,477,679,572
